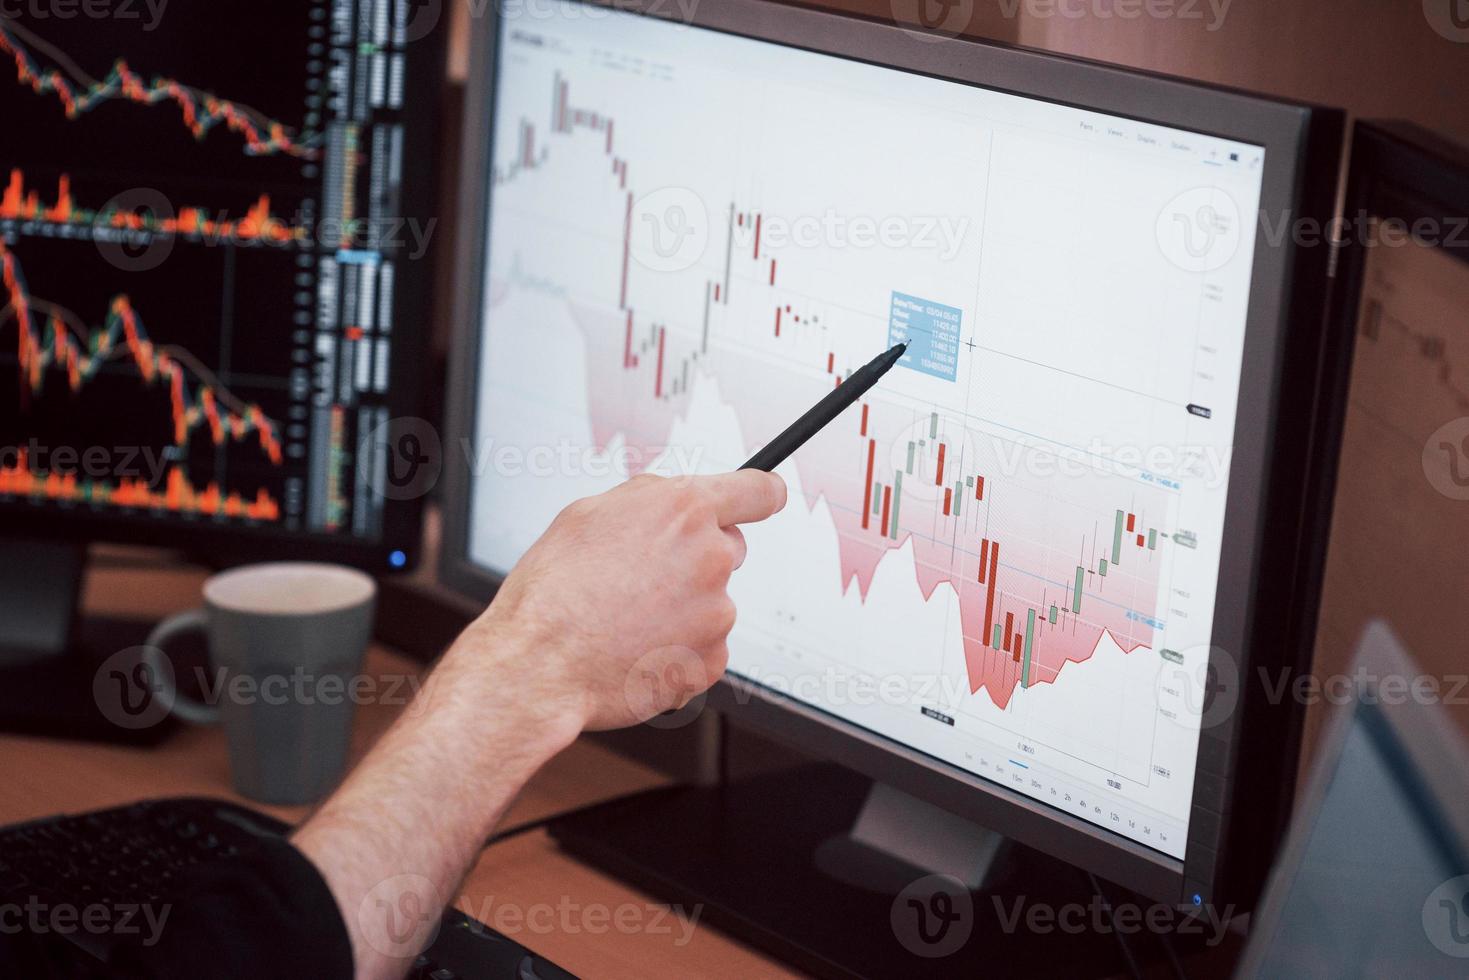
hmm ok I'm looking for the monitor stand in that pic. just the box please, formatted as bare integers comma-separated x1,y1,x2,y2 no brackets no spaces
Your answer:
551,762,1200,978
817,780,1005,893
0,538,177,745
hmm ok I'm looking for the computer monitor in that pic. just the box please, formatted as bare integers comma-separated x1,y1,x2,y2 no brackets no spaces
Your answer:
0,1,445,735
0,1,443,571
1238,621,1469,977
440,0,1341,930
1309,120,1469,745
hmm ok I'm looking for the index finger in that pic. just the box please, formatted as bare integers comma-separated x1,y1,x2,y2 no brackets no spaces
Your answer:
696,471,788,526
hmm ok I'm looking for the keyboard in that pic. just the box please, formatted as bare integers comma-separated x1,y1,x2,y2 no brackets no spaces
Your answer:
0,797,577,979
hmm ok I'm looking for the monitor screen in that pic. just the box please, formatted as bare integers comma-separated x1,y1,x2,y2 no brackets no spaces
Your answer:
466,1,1266,859
0,0,439,565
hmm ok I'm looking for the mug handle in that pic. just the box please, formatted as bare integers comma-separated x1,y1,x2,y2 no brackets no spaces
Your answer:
143,609,221,725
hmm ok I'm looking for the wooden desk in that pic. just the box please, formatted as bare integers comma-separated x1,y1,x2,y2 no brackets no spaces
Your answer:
0,553,793,979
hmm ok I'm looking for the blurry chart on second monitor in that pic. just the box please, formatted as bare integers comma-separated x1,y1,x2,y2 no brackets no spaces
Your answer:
1315,222,1469,712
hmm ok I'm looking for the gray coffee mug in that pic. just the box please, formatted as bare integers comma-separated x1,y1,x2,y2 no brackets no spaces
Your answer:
144,562,377,805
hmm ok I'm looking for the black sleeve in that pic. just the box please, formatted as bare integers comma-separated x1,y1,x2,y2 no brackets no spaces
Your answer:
106,836,354,980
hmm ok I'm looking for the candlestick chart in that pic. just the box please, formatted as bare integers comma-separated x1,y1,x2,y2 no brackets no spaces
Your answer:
468,7,1263,854
484,55,1178,707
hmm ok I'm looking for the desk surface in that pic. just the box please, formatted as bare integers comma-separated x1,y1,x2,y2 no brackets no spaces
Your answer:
0,553,793,980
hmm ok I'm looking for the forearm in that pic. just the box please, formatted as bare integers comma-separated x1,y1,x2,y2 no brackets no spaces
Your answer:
291,614,584,980
287,470,786,979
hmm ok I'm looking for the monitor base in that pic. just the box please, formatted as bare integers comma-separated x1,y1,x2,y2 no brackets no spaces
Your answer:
551,762,1192,978
0,539,177,745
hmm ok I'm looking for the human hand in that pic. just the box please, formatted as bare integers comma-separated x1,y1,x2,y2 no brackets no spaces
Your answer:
464,471,787,731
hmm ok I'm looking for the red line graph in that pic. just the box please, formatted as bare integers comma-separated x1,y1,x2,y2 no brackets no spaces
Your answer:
1,240,283,466
0,21,320,159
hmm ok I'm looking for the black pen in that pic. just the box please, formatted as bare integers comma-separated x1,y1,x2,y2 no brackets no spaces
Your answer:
741,343,908,471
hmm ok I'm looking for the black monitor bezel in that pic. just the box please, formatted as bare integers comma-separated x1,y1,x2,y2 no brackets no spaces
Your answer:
439,0,1343,906
0,10,448,574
